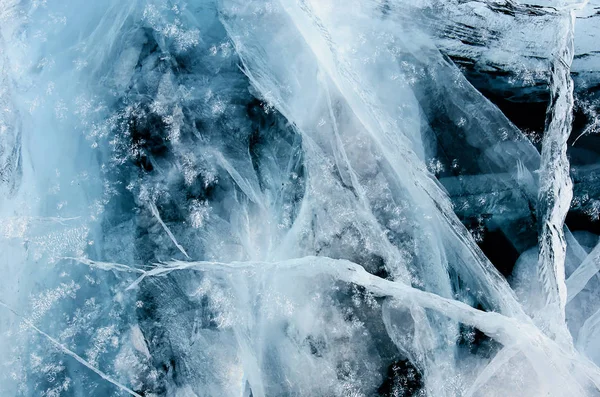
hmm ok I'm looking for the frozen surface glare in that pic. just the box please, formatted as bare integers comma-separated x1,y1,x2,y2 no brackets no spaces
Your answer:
1,0,600,396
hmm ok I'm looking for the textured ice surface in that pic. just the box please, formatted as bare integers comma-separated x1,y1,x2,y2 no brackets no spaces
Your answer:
1,0,600,396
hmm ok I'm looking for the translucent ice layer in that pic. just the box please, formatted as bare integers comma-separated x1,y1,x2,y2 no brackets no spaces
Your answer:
1,0,600,396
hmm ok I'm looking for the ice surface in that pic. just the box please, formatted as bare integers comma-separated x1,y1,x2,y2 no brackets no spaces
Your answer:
1,0,600,396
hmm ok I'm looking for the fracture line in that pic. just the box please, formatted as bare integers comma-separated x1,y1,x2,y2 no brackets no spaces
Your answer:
0,300,142,397
148,201,190,259
62,257,146,274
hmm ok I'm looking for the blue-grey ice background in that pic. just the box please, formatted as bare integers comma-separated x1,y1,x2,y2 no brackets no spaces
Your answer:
2,0,600,396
